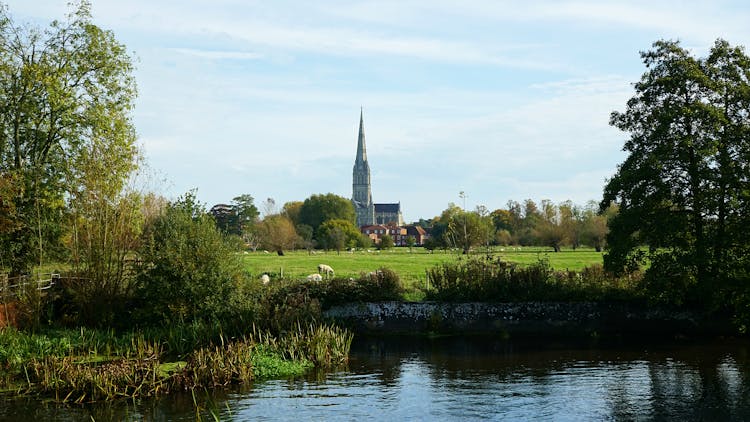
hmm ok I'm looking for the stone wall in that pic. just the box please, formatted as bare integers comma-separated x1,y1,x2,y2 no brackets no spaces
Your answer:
323,302,733,338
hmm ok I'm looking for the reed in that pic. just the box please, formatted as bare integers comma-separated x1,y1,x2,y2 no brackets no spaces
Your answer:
426,257,644,303
25,352,165,403
277,323,353,367
176,335,254,389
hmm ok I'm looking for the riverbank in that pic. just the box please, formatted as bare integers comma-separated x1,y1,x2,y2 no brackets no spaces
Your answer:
0,323,352,403
324,301,736,338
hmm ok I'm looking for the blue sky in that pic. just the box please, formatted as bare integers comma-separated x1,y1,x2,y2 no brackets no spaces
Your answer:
5,1,750,221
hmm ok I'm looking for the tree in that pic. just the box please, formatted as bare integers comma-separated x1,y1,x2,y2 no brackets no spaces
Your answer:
256,214,298,255
439,204,493,254
282,201,303,226
317,219,361,254
64,135,143,326
295,223,315,253
298,193,356,238
136,192,244,324
602,39,750,305
0,1,137,275
535,200,566,252
379,234,394,250
405,235,416,251
581,201,614,252
232,194,260,235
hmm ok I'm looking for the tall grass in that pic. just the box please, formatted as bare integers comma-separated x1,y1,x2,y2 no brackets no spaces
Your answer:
2,321,353,401
426,257,644,303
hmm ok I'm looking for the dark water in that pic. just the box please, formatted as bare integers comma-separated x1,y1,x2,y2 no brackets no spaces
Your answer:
3,336,750,421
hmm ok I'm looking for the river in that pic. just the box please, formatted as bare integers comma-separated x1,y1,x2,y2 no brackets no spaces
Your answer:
2,336,749,421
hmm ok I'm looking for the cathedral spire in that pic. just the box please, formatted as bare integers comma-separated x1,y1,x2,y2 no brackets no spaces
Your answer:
352,108,374,226
356,107,367,164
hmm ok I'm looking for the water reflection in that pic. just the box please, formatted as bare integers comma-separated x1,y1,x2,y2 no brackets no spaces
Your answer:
2,337,750,421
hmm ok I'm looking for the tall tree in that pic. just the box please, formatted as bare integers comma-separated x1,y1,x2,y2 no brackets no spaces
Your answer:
0,1,137,274
298,193,356,238
602,39,750,305
232,194,259,234
256,214,298,256
317,219,361,254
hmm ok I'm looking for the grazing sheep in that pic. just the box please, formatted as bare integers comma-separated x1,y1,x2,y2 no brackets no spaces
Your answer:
317,264,334,278
260,274,270,285
307,273,323,282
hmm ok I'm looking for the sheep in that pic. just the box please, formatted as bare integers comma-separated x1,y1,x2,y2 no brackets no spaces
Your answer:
260,274,270,285
317,264,334,278
307,273,323,282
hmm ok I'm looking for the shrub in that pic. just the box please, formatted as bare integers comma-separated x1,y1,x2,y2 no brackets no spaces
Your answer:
425,257,643,303
134,192,247,325
258,268,403,331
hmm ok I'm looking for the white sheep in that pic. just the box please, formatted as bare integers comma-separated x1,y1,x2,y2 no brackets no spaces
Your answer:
307,273,323,282
317,264,334,278
260,274,270,285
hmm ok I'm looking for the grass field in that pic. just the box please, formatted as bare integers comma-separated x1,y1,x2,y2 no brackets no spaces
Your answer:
242,246,604,290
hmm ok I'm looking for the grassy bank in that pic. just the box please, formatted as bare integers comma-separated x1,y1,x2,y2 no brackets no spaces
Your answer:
0,323,352,402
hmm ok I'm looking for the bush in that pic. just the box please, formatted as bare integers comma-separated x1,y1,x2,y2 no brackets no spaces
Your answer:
259,268,403,331
134,192,248,325
425,257,643,303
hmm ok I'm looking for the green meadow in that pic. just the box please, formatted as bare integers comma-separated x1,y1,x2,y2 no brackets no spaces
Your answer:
242,246,605,289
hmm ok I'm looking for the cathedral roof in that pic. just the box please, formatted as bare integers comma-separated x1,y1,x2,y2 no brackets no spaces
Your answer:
375,203,401,213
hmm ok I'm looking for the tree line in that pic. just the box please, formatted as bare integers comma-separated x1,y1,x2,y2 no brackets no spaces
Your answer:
418,199,615,253
208,193,614,255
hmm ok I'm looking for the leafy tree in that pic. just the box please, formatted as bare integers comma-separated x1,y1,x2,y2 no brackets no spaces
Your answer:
534,200,566,252
439,204,493,254
379,234,394,250
581,201,614,252
64,138,143,326
0,1,137,274
559,200,583,249
298,193,356,238
602,39,750,307
317,219,360,254
282,201,303,226
405,235,417,251
490,209,513,233
295,223,315,253
257,214,298,255
136,192,244,324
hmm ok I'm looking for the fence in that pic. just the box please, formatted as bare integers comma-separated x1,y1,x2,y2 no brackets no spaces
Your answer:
0,273,60,296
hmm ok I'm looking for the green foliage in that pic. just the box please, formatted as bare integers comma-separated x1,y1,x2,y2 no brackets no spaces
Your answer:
260,268,403,330
379,234,394,250
602,39,750,315
0,1,138,275
64,190,143,327
256,214,298,255
135,191,246,325
317,219,361,252
298,193,356,237
425,257,643,303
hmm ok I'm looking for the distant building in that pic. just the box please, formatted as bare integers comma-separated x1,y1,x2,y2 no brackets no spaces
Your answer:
352,109,404,227
360,224,408,246
405,225,429,245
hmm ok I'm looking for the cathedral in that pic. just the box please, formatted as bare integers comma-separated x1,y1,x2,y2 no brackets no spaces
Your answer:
351,109,404,228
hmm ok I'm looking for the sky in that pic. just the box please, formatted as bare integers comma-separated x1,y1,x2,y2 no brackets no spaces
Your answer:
4,1,750,221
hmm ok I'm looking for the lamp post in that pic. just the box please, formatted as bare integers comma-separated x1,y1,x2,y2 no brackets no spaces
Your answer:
459,191,468,254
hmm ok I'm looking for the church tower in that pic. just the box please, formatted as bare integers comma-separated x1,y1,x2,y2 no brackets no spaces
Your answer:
352,108,375,227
